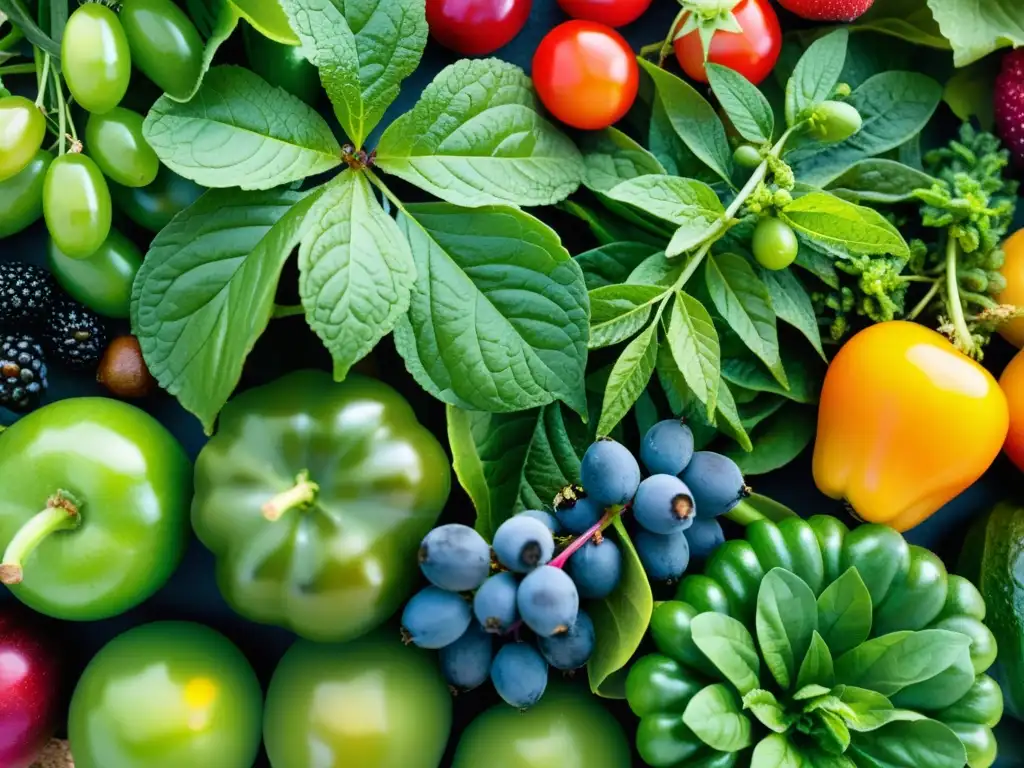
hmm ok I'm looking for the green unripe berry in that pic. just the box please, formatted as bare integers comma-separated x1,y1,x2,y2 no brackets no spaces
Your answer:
810,101,863,143
832,83,852,99
733,144,762,169
987,271,1008,295
752,217,799,271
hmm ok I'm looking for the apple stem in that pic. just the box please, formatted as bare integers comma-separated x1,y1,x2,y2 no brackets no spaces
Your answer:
0,490,83,585
262,470,319,521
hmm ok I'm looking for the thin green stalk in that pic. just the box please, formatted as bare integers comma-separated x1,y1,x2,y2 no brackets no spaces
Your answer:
0,63,35,76
907,279,940,321
962,291,999,310
0,28,25,51
945,235,974,354
900,275,938,284
53,64,76,142
365,168,408,217
34,52,49,108
272,304,305,319
724,498,766,526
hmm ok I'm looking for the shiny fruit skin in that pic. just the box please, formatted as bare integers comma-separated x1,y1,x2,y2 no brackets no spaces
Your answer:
118,0,204,100
0,150,52,238
0,96,46,182
997,229,1024,348
1000,349,1024,472
813,321,1009,532
68,622,262,768
426,0,532,55
752,217,798,270
109,165,204,233
61,4,131,114
85,108,159,188
97,335,157,399
43,154,112,259
674,0,781,86
777,0,874,22
532,21,639,131
47,228,142,318
557,0,652,27
242,25,321,105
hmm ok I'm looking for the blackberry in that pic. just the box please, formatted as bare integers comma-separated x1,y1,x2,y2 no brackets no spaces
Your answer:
0,263,56,329
0,334,48,413
43,297,108,371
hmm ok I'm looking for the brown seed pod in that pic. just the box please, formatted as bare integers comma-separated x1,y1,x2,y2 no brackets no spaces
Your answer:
96,335,156,399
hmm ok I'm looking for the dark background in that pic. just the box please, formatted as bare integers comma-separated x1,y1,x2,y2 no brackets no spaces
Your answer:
2,0,1024,765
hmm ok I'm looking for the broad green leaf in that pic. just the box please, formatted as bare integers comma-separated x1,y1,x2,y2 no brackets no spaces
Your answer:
890,646,976,711
780,191,910,258
575,242,661,290
785,29,848,126
742,689,792,733
579,127,666,193
229,0,299,43
684,684,752,752
751,734,804,768
725,403,815,475
720,344,823,405
834,629,972,696
827,159,936,204
796,631,835,691
715,379,753,452
926,0,1024,66
634,388,660,439
691,613,760,695
666,291,720,418
144,66,342,190
706,63,774,145
589,284,665,349
176,0,239,102
853,0,949,49
757,267,825,360
848,719,967,768
816,567,873,657
131,187,320,434
793,683,832,701
598,322,658,436
756,568,818,690
394,203,589,415
560,199,669,248
279,0,426,147
627,254,683,287
943,58,998,130
377,59,584,207
836,685,910,732
298,171,414,379
649,91,719,182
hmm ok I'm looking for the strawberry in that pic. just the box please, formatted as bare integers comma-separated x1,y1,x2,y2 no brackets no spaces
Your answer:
776,0,873,21
995,49,1024,167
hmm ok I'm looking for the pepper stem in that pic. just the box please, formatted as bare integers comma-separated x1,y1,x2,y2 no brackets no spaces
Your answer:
0,490,83,585
724,498,766,527
262,471,319,522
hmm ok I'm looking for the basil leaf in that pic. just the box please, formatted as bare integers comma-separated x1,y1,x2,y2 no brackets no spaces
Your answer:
666,291,721,419
725,403,815,475
756,568,818,690
394,203,589,415
780,191,910,258
589,284,665,349
298,171,414,379
793,683,832,701
279,0,426,147
795,631,835,692
890,646,976,711
784,29,848,126
826,159,936,204
376,59,584,207
834,629,972,696
927,0,1024,66
706,63,774,145
750,733,803,768
742,689,792,734
579,127,666,193
598,322,658,436
683,684,753,752
576,242,661,290
132,187,319,434
816,567,873,657
144,66,342,190
848,719,967,768
757,267,825,360
691,613,761,695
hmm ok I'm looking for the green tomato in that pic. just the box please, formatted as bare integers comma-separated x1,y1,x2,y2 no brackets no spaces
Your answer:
264,631,452,768
48,228,143,318
0,398,192,620
110,164,204,232
233,0,300,44
453,682,632,768
85,107,159,188
810,100,862,143
242,24,320,105
68,622,263,768
61,4,131,114
0,95,46,181
119,0,204,100
732,144,762,170
0,149,52,238
752,217,798,271
43,154,112,259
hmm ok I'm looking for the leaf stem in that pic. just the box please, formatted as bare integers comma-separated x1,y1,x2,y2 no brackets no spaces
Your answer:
723,498,766,527
0,28,25,52
365,168,408,218
0,63,35,75
906,279,940,321
272,304,305,319
945,235,974,355
962,291,999,310
53,64,76,143
33,52,49,108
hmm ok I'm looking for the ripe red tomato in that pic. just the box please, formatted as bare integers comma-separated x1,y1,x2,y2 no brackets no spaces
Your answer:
532,20,639,131
426,0,532,56
673,0,781,86
556,0,652,28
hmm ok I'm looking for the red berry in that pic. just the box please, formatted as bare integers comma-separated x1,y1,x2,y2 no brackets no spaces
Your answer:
995,49,1024,167
776,0,873,21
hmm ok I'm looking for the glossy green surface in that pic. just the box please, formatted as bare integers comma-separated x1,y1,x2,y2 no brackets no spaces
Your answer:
119,0,204,100
263,631,452,768
61,4,131,114
752,217,798,270
233,0,300,44
85,108,159,188
110,164,204,232
0,398,192,620
0,95,46,181
0,149,52,238
42,154,112,259
243,25,320,105
68,622,263,768
47,227,143,318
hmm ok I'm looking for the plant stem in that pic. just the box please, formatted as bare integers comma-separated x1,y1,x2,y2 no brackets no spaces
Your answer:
0,491,82,585
945,235,974,355
365,168,408,217
723,498,766,527
262,471,320,521
907,279,940,321
0,28,25,51
549,507,622,569
899,275,938,284
33,52,49,108
53,64,76,143
272,304,305,319
962,292,999,310
0,63,35,76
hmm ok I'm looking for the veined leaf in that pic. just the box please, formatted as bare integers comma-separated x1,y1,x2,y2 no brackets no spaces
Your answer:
848,719,967,768
229,0,298,43
707,63,774,144
827,159,936,204
691,613,761,695
834,629,971,696
575,242,662,290
816,567,873,657
780,191,910,258
579,127,666,193
926,0,1024,66
683,684,753,752
666,291,720,418
756,568,818,690
785,29,849,126
589,284,665,349
742,689,793,733
758,267,825,360
796,631,835,691
597,322,658,436
751,734,804,768
175,0,239,102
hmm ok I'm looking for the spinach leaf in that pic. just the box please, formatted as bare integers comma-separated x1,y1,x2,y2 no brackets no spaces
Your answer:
780,191,910,258
785,29,848,126
707,63,774,145
691,613,761,695
579,128,666,193
144,66,342,190
833,629,972,696
394,203,589,415
589,284,665,349
683,684,753,752
742,689,793,733
890,646,976,711
750,733,803,768
724,403,815,475
926,0,1024,66
847,719,967,768
796,631,835,691
376,59,584,207
757,267,825,360
756,568,818,690
666,291,721,419
575,242,662,290
816,567,873,657
598,322,658,436
826,159,936,204
836,686,913,732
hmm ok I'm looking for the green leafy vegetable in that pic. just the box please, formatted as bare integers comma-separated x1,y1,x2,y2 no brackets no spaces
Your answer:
589,284,664,349
780,191,910,258
785,29,848,127
597,322,658,436
816,568,873,657
579,128,666,192
926,0,1024,66
796,632,835,690
683,684,753,752
756,568,818,690
691,613,761,695
707,63,774,146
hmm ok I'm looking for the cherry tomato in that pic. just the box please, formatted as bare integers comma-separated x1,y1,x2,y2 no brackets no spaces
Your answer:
48,228,143,319
61,4,131,114
0,150,52,239
557,0,651,28
674,0,781,86
119,0,204,100
85,107,160,188
426,0,532,55
0,96,46,182
752,217,797,270
110,165,204,232
532,20,639,131
242,25,321,105
43,154,112,259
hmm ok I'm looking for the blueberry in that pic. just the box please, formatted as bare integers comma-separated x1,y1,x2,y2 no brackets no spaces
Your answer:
517,508,561,534
641,419,695,476
580,439,641,507
555,495,603,534
566,537,622,599
538,611,596,670
491,642,549,709
685,517,725,562
680,451,749,518
473,571,520,634
440,623,493,691
634,529,690,582
517,566,579,637
401,586,472,649
633,474,696,534
493,516,554,573
418,523,492,592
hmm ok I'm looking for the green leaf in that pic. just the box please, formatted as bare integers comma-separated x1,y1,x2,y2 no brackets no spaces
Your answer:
683,684,753,752
627,254,683,287
589,284,665,349
942,57,998,130
666,291,721,419
588,516,655,698
720,343,822,405
376,59,584,207
742,689,793,733
795,240,839,289
750,734,804,768
705,253,786,388
785,29,848,126
579,127,666,193
575,242,661,290
853,0,949,49
800,746,855,768
738,393,786,431
49,0,67,44
706,63,774,145
279,0,426,147
715,379,753,452
848,718,967,768
757,267,825,360
756,568,818,690
743,493,798,521
173,0,239,103
926,0,1024,66
834,629,972,696
298,171,414,379
779,191,910,258
811,709,851,754
826,159,936,204
724,402,815,475
394,203,589,415
143,66,342,190
691,613,760,695
131,187,320,434
793,683,832,701
634,388,660,439
649,91,720,182
637,57,734,184
796,631,835,691
836,686,925,732
598,322,658,436
890,646,976,711
816,567,873,657
0,0,59,56
228,0,298,43
561,200,668,248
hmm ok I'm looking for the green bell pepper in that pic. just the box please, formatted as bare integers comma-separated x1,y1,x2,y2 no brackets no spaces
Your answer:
0,398,192,620
192,370,450,642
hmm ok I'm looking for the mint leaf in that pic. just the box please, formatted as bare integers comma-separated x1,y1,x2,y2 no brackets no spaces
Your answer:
597,322,658,436
926,0,1024,66
827,158,936,204
131,187,320,433
394,203,589,415
575,242,661,290
666,291,720,418
144,66,342,190
757,267,825,360
848,719,967,768
780,191,910,258
589,284,665,349
298,171,414,379
579,128,666,193
785,29,848,126
706,63,774,145
279,0,426,146
376,59,584,208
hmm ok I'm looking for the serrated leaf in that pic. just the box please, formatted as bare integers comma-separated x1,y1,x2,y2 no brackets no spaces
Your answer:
817,567,873,657
579,127,666,193
666,291,720,418
785,29,849,126
597,322,658,436
780,191,910,258
706,63,774,145
756,568,818,690
575,242,662,290
589,284,665,349
757,268,825,360
796,631,835,691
